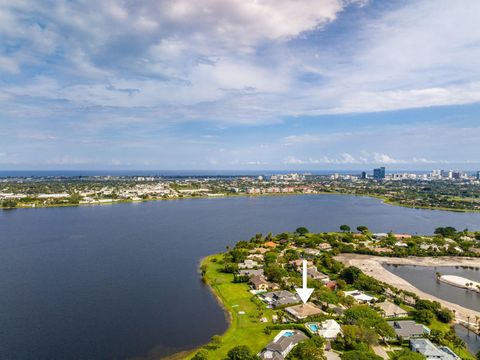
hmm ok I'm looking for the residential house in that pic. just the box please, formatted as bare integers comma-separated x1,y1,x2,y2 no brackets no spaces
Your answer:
318,243,332,251
289,259,313,271
250,247,270,255
306,267,330,283
250,275,280,291
304,248,321,257
250,275,270,291
317,319,342,340
420,244,441,251
259,330,308,360
286,302,324,320
239,268,264,277
325,281,337,291
410,338,457,360
388,320,426,340
247,253,264,261
264,241,277,249
394,234,412,240
261,290,301,308
238,259,261,269
344,290,377,303
376,300,409,318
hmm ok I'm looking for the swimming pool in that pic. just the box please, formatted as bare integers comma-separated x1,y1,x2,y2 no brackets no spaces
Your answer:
283,331,294,337
307,323,319,332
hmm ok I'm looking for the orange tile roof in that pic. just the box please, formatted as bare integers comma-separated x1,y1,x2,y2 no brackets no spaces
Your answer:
264,241,277,248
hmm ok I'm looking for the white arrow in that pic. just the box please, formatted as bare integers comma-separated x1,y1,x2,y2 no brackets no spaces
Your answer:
295,260,314,304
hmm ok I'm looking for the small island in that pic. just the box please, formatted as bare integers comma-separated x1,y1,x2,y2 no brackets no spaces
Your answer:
183,227,479,360
439,275,480,293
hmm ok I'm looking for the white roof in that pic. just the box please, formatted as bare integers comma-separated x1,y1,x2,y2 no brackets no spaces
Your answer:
318,320,342,339
345,290,376,302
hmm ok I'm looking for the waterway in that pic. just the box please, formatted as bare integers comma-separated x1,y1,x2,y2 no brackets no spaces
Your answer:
385,264,480,354
1,194,480,359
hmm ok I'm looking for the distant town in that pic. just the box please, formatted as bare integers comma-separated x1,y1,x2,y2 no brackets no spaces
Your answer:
1,168,480,211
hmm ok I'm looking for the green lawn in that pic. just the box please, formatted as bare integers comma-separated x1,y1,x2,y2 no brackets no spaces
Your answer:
186,254,276,359
428,319,475,360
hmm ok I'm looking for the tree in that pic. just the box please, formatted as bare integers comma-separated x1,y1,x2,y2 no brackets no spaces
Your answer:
340,225,351,232
414,309,435,325
341,325,378,348
341,350,382,360
227,345,258,360
428,329,447,346
434,227,457,238
436,308,454,323
296,227,309,236
343,305,395,338
356,226,369,233
340,266,362,284
264,252,278,266
452,336,465,350
192,349,209,360
222,262,239,273
415,299,440,312
476,349,480,360
1,199,17,208
287,337,325,360
264,264,287,283
391,349,425,360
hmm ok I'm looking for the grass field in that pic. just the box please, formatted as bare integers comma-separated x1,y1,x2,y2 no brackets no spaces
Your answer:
186,254,276,359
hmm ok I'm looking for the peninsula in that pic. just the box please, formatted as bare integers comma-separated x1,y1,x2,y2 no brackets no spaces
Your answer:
185,227,479,360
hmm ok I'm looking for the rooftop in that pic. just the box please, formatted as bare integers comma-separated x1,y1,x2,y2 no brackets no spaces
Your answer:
388,320,425,339
286,302,324,320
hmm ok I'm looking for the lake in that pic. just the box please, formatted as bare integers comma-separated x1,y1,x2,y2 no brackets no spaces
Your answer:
1,194,480,359
384,264,480,353
383,264,480,312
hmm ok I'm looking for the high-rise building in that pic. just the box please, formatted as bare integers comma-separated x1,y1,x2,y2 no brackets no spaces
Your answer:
476,171,480,180
361,171,367,179
373,167,386,180
441,170,453,178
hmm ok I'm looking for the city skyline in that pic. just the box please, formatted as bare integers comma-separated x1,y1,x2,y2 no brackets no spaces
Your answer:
1,0,480,170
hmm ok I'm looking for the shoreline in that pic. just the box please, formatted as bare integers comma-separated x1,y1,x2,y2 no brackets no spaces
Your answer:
336,253,480,326
163,255,231,360
166,254,275,359
439,275,480,293
2,191,480,213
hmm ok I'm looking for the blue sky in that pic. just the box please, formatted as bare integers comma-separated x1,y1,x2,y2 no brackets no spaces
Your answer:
1,0,480,170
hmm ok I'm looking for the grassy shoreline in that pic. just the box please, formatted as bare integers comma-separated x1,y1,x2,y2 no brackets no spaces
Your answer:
173,254,276,360
3,191,480,213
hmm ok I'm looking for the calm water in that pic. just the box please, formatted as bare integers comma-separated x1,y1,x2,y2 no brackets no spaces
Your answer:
384,265,480,312
385,264,480,353
2,195,480,359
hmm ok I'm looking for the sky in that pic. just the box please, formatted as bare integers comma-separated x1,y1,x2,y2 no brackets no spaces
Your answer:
1,0,480,171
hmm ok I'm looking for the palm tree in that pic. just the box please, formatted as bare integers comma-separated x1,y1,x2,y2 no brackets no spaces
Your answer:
453,336,465,350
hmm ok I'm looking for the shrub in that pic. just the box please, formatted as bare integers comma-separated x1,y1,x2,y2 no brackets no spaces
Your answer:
341,350,382,360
